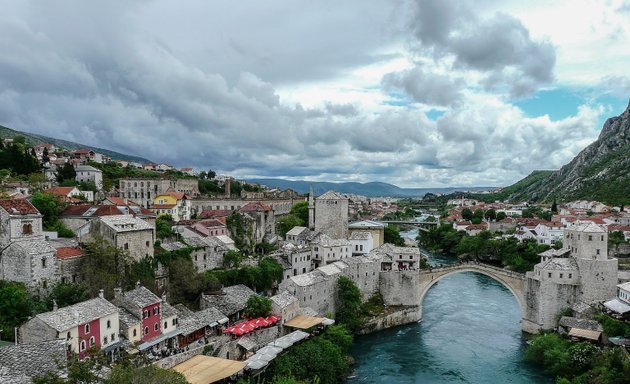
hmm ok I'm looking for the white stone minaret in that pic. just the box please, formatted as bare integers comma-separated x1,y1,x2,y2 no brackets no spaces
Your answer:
308,185,315,230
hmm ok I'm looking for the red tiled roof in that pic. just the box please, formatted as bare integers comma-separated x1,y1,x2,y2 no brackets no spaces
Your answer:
56,247,84,260
466,223,488,230
0,199,40,215
240,202,272,212
106,197,127,205
199,210,233,218
45,187,77,196
581,217,606,225
199,219,226,228
455,221,472,226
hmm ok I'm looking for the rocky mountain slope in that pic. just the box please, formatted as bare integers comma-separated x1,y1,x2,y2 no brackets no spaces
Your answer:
505,99,630,205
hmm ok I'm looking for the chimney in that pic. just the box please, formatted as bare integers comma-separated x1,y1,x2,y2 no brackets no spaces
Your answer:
114,287,123,300
52,300,58,311
161,292,167,303
98,289,104,299
135,280,141,289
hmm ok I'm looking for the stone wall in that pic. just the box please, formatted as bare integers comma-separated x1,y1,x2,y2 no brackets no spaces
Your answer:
524,276,581,331
358,306,421,335
576,258,618,303
153,345,204,369
379,271,421,307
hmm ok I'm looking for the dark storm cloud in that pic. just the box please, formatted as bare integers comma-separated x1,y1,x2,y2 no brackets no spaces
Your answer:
409,0,556,97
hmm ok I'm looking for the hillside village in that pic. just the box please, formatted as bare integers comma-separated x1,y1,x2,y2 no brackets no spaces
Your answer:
0,138,629,383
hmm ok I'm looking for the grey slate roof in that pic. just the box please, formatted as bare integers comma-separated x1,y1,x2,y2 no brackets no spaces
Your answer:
348,220,385,229
201,285,255,316
118,307,140,330
8,239,56,256
349,231,372,240
271,291,298,309
35,297,118,332
558,316,603,331
115,286,161,311
99,215,152,232
178,307,228,335
160,241,186,251
161,301,179,319
540,257,578,271
316,190,347,200
0,339,67,383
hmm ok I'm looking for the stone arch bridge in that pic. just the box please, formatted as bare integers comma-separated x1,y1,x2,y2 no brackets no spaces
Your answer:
380,262,531,331
417,263,526,319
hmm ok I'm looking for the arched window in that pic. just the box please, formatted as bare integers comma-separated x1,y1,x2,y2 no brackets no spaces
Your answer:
80,340,86,351
144,327,149,335
85,324,90,334
22,223,33,234
89,336,95,346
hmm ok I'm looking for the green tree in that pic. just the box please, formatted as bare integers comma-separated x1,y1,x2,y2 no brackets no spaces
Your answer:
56,163,76,184
384,224,405,246
461,208,473,221
30,192,68,229
278,214,303,237
245,295,272,318
484,209,496,221
223,249,243,268
0,280,33,341
496,211,507,221
290,201,309,225
46,282,90,310
105,363,188,384
335,276,363,333
551,201,558,213
79,238,132,299
156,214,175,239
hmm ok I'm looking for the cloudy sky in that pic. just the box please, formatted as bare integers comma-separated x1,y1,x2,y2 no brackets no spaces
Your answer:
1,0,629,188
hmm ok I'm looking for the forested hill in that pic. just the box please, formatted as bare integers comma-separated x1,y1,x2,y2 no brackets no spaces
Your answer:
0,124,152,164
246,178,495,197
474,99,630,206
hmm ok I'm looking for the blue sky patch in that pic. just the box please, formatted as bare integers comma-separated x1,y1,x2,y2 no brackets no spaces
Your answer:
515,88,582,120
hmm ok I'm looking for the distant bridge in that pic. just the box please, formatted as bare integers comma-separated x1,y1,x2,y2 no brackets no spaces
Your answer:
379,220,440,230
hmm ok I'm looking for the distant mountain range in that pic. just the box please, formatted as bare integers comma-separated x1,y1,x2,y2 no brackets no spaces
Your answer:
0,124,152,164
491,99,630,205
246,178,496,197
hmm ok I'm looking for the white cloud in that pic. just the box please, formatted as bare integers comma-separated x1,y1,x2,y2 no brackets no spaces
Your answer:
0,0,627,188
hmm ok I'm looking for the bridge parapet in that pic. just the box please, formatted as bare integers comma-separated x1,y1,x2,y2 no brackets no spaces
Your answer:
423,261,526,280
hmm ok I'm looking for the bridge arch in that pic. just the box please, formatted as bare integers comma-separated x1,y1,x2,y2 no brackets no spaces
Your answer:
417,264,526,322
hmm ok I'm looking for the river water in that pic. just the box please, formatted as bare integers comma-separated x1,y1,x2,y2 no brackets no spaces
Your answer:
348,230,551,383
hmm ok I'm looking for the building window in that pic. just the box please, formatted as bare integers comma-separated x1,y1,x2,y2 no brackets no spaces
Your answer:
548,273,552,278
588,235,592,241
153,307,159,315
133,329,137,337
107,320,111,329
22,223,33,234
146,241,150,247
80,340,86,351
111,333,115,341
164,321,168,330
103,336,108,345
85,324,90,334
596,249,600,255
144,327,149,335
559,273,563,278
41,258,47,268
154,323,159,332
569,273,572,279
173,318,177,326
143,310,149,319
89,336,95,347
67,332,71,340
124,243,129,250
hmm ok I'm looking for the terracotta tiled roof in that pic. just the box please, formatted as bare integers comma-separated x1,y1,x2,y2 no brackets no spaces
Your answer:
152,204,176,209
105,197,127,205
199,210,233,218
45,187,77,196
239,202,272,212
0,199,40,215
56,247,84,260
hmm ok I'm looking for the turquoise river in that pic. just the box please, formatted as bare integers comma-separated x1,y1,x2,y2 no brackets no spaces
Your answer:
348,241,552,383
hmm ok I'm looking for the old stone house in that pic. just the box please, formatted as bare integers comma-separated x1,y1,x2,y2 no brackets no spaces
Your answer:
0,199,57,294
85,215,155,261
19,292,119,359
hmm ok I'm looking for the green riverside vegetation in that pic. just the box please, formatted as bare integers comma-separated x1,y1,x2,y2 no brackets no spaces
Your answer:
525,333,630,383
419,224,551,272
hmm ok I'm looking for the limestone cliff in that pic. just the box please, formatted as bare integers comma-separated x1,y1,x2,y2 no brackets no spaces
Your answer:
506,98,630,204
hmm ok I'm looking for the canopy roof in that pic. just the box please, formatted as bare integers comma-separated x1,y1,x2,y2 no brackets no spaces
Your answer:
173,355,246,384
283,315,325,329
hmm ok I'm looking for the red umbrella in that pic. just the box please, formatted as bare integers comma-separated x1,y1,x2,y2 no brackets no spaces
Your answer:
254,317,270,328
265,315,281,324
